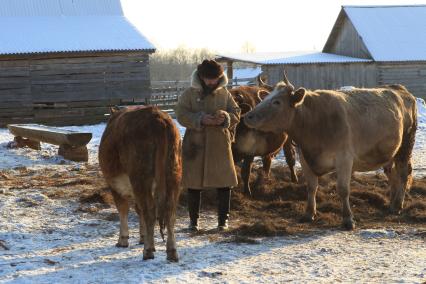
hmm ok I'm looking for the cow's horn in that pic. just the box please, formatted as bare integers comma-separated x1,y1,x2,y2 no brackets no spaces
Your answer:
256,75,273,90
283,70,294,89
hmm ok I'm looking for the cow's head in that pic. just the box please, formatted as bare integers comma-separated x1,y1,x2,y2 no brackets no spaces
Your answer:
244,71,306,133
230,87,269,115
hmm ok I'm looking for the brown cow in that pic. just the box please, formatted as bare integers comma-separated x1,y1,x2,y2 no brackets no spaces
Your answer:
245,72,417,230
230,85,298,196
99,106,182,261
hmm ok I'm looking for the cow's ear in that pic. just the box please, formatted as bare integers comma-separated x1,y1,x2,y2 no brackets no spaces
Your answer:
239,103,253,115
291,88,306,107
232,92,244,104
257,90,269,101
110,106,120,114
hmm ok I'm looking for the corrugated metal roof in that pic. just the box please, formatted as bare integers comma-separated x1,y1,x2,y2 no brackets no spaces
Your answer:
261,52,371,64
217,51,371,65
0,0,155,55
217,51,312,64
343,5,426,61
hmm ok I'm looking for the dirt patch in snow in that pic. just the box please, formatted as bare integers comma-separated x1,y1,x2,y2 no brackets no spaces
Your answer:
1,163,425,237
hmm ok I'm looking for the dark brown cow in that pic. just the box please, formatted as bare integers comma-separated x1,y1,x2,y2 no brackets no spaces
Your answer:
99,106,182,261
230,85,298,196
245,72,417,230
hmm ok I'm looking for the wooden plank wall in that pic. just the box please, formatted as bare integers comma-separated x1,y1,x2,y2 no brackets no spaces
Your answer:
0,59,33,125
323,14,372,60
263,63,378,90
0,52,151,126
378,62,426,99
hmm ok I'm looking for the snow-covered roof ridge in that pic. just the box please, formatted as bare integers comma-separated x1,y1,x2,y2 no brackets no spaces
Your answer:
0,0,123,16
0,0,155,55
217,51,370,65
342,5,426,61
343,4,426,8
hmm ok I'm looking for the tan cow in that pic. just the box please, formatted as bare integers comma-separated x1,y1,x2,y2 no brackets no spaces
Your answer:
230,85,298,195
99,106,182,261
245,72,417,230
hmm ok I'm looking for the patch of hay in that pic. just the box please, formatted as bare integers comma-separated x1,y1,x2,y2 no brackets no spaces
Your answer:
231,220,291,237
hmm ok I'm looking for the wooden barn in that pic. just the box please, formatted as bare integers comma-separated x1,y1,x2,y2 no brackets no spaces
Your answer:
217,5,426,99
0,0,155,127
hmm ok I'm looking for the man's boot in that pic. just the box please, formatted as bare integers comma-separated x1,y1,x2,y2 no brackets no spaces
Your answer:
217,187,231,231
187,189,201,231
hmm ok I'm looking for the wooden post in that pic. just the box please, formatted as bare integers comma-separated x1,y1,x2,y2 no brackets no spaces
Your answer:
227,61,233,82
13,136,41,150
58,145,89,162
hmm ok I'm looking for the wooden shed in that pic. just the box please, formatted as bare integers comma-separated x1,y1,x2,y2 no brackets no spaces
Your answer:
0,0,155,127
217,5,426,99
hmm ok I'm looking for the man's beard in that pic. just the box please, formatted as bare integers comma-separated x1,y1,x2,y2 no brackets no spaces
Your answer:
201,80,219,95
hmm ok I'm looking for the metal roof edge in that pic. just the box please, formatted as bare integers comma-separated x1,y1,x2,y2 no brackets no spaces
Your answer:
343,4,426,8
0,48,156,57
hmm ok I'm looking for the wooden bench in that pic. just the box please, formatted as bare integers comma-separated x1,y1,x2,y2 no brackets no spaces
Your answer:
7,124,92,162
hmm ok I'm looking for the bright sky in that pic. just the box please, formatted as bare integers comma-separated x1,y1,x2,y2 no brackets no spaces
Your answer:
121,0,425,53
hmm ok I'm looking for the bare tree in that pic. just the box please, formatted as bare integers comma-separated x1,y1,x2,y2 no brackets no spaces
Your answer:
150,46,215,82
241,41,256,53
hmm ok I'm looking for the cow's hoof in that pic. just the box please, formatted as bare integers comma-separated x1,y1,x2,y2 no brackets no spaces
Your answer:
115,242,129,248
290,173,298,183
299,214,315,223
342,219,355,230
116,237,129,247
167,249,179,262
389,204,403,215
143,249,155,260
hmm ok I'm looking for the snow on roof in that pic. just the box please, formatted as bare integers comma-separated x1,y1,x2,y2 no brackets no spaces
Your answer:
217,51,370,65
0,0,155,55
261,52,371,65
343,5,426,61
228,67,262,79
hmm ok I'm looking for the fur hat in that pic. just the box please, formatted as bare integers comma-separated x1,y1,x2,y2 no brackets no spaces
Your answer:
197,59,224,79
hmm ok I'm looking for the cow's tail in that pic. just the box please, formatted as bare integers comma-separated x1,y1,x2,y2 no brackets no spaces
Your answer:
155,117,182,241
394,91,417,189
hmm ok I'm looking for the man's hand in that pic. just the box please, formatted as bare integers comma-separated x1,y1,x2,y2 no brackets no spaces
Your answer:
202,113,226,126
214,113,225,125
201,114,217,126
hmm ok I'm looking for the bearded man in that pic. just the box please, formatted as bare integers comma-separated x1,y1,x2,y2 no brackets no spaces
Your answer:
175,59,240,231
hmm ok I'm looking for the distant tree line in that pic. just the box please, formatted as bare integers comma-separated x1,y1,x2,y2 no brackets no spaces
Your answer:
149,46,215,82
149,46,259,84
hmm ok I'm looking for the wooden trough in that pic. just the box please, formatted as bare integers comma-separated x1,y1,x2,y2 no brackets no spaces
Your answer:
7,124,92,162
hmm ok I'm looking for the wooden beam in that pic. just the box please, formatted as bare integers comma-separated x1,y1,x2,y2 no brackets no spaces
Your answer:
7,124,92,147
227,61,233,81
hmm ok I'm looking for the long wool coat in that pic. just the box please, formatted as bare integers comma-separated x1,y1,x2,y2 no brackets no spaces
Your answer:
175,71,240,189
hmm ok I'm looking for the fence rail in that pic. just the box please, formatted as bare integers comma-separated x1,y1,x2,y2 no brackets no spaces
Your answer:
149,76,257,116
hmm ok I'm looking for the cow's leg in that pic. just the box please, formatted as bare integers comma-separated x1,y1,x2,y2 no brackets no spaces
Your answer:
164,169,180,262
260,155,272,182
299,154,318,222
134,203,145,244
111,190,130,247
389,160,412,214
383,161,393,181
283,140,298,183
241,156,254,196
132,177,156,260
336,155,355,230
166,212,178,262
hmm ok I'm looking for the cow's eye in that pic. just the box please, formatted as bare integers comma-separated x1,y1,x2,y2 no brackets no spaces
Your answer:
272,100,280,106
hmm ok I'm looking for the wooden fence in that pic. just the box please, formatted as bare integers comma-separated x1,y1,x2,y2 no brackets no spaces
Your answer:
149,77,256,117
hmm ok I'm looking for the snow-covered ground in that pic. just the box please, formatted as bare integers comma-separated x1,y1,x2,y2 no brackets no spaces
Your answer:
0,98,426,283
